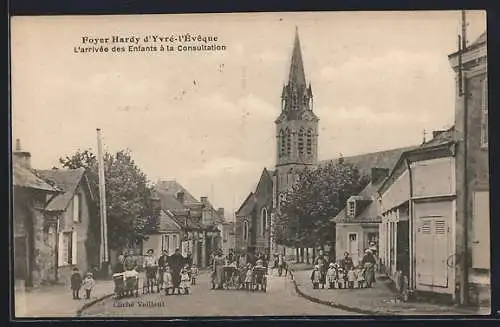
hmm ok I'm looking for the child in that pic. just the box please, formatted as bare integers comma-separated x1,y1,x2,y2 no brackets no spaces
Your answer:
82,272,96,299
244,263,253,290
337,268,345,289
163,265,173,295
356,266,365,288
326,263,337,289
180,267,191,295
347,266,357,289
191,264,199,285
310,265,321,289
70,267,82,300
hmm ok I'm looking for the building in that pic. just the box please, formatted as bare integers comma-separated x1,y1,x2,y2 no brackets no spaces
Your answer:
37,166,99,285
13,140,99,287
377,31,488,308
378,127,456,298
220,221,236,256
13,142,61,288
449,31,489,307
149,180,223,267
235,168,273,255
332,168,390,265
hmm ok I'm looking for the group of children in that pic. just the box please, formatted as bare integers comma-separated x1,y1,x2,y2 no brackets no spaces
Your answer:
239,259,266,290
162,264,199,295
311,263,367,289
70,267,96,300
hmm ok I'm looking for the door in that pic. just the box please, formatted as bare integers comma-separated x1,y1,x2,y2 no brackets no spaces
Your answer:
348,233,359,265
14,236,27,280
415,201,451,290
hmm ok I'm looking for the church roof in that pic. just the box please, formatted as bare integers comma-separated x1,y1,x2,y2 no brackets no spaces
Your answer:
235,192,256,216
288,27,306,87
319,145,418,177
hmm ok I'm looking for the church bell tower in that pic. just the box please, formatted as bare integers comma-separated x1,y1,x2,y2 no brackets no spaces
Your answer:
274,27,319,196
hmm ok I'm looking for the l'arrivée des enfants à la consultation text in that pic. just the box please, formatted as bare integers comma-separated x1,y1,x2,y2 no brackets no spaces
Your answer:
73,34,228,54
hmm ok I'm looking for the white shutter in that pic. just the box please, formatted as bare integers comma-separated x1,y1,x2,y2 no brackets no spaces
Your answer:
72,195,79,223
432,219,449,287
58,232,65,266
472,192,490,269
72,230,77,265
416,219,434,286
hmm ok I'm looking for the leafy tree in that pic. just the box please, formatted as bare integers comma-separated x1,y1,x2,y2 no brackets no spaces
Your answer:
275,160,369,249
59,149,159,252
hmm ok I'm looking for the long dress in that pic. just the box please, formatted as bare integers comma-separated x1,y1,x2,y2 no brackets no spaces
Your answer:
213,255,225,288
168,253,186,289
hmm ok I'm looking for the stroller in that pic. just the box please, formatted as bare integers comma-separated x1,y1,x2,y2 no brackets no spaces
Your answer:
113,270,139,298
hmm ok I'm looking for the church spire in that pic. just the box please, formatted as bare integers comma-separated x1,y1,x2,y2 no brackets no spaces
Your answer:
288,26,306,86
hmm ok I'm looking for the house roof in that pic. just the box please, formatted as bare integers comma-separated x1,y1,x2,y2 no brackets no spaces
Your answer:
470,31,487,47
319,145,418,177
156,189,188,213
36,168,86,212
235,192,256,216
13,163,61,192
155,180,200,204
158,210,182,233
419,126,455,149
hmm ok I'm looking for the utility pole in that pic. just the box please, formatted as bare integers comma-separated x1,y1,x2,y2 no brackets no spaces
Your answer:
97,128,109,274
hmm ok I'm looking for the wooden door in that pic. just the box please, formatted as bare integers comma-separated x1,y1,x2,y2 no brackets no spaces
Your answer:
348,233,359,265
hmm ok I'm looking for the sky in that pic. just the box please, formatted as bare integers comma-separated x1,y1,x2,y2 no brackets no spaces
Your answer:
11,11,486,220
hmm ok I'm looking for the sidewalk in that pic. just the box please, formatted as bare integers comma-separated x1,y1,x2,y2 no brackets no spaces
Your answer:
291,269,489,316
14,278,115,318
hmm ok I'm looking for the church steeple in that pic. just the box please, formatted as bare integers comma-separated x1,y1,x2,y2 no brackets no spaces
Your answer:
275,27,319,174
288,27,306,87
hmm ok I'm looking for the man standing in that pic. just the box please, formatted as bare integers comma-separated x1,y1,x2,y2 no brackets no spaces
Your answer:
157,250,169,290
143,249,157,293
168,248,186,294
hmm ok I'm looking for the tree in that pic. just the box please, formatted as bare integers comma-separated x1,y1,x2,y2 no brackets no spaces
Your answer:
275,160,369,249
59,149,159,252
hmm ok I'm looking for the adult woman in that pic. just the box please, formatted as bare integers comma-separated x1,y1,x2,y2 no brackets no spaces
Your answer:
361,249,376,288
314,249,328,289
212,249,226,289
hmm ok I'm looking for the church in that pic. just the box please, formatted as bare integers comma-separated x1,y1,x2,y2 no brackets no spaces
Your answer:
234,28,412,259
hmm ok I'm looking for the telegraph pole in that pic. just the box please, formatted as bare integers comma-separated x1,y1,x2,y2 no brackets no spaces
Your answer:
97,128,109,274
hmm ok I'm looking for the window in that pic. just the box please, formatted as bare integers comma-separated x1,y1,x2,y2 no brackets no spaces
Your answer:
72,193,82,223
243,221,249,241
306,129,313,155
261,208,268,236
472,191,490,269
298,129,305,156
347,200,356,217
58,230,77,266
286,129,291,155
163,234,170,252
481,76,488,148
279,129,286,157
172,234,178,250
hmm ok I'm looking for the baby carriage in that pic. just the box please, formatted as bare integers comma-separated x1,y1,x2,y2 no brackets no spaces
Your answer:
223,264,239,290
113,271,139,298
253,266,268,292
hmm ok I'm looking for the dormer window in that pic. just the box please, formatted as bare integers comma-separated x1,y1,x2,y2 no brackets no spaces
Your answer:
347,200,356,218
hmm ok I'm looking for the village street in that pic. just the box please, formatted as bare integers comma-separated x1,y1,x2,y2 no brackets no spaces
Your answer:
81,271,356,317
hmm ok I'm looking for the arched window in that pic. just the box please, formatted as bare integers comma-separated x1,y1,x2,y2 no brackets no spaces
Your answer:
286,129,291,155
298,128,305,156
287,169,293,184
306,129,313,155
279,129,286,157
243,221,249,241
261,207,268,236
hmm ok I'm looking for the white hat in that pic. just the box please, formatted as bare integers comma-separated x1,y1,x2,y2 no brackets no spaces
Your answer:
365,249,372,253
329,263,334,268
314,265,319,269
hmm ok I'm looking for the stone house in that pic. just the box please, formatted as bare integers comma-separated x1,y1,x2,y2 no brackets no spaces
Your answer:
13,145,61,287
37,167,98,286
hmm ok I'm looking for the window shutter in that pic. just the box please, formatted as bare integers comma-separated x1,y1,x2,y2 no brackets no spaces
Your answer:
472,192,490,269
72,230,77,265
58,232,64,267
73,195,79,223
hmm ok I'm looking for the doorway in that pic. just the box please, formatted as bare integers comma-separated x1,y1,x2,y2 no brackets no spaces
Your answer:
348,233,359,265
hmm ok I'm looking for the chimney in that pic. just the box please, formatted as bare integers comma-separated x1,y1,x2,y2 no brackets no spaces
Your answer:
217,208,225,219
13,138,32,170
176,191,185,204
371,168,390,184
200,196,208,204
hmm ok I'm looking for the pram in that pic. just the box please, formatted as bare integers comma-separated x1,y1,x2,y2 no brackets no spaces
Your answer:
113,272,139,298
222,265,239,289
253,266,268,292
